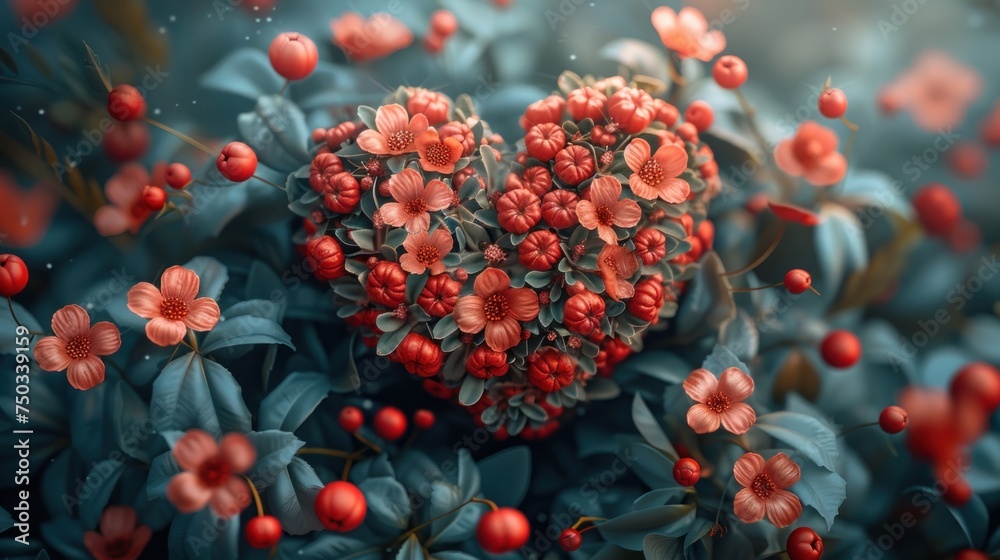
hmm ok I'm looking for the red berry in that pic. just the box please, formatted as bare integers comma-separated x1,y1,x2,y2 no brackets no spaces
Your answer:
413,409,435,430
0,254,29,298
878,406,908,434
338,406,364,433
912,183,961,237
786,527,823,560
476,507,530,554
268,32,318,81
107,84,146,121
954,550,989,560
941,476,973,506
315,481,367,532
712,55,748,89
142,185,167,211
217,142,258,182
784,269,812,294
430,10,458,38
818,88,848,119
103,120,150,162
819,330,861,368
165,163,192,189
245,515,282,549
559,528,582,552
947,141,987,180
950,362,1000,413
672,458,701,486
373,406,408,441
684,100,714,132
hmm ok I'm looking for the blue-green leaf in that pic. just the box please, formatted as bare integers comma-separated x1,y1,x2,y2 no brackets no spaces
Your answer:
259,372,332,432
478,446,531,507
245,431,304,490
755,412,839,470
598,504,695,550
789,461,847,531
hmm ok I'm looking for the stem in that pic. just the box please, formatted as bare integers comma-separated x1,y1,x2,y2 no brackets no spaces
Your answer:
296,448,355,459
252,174,287,192
8,297,24,329
186,330,199,353
107,358,127,376
243,475,265,517
730,283,783,293
354,432,383,454
667,57,686,87
571,516,607,530
407,497,496,548
723,222,787,277
839,421,879,437
142,116,217,156
733,88,797,198
83,41,112,92
279,80,290,96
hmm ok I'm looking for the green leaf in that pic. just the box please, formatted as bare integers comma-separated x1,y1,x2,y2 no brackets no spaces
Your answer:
259,371,332,432
458,375,485,406
789,461,847,531
395,535,427,560
643,534,685,560
265,457,325,534
357,105,378,130
597,504,695,550
755,412,839,470
632,394,678,459
360,476,412,531
478,446,531,508
245,431,304,490
151,353,252,436
79,460,125,528
181,256,229,300
624,441,677,489
200,314,294,354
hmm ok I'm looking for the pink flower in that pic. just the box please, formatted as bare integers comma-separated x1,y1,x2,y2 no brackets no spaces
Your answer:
94,163,164,236
83,506,152,560
357,104,429,156
883,50,982,132
0,172,58,248
597,244,640,301
683,367,756,434
400,228,453,274
34,304,121,391
453,268,540,352
126,266,221,347
773,121,847,187
577,176,642,245
733,452,803,528
166,429,256,517
415,129,463,174
331,11,413,62
624,138,690,203
379,168,453,233
651,6,726,61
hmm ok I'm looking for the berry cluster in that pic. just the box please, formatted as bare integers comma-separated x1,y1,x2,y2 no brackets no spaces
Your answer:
287,75,719,435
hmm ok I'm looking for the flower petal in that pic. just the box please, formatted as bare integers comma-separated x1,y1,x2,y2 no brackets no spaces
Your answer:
485,315,521,352
506,287,540,322
357,130,390,154
51,304,91,339
733,452,766,487
765,490,803,528
166,472,212,514
773,140,804,176
184,298,221,332
611,199,642,228
764,453,801,489
34,336,71,372
126,282,164,319
430,228,454,254
210,476,251,518
375,103,409,134
160,266,200,301
405,213,431,233
453,295,487,334
422,179,454,211
682,368,718,402
804,152,847,187
597,225,619,246
94,206,130,236
88,322,122,356
474,268,511,297
589,176,621,208
720,402,757,435
128,525,153,560
173,429,219,471
83,532,109,560
624,138,651,173
99,505,137,542
576,200,599,230
655,178,690,204
220,433,257,473
399,253,425,274
67,356,106,390
653,144,689,178
145,317,188,347
104,164,147,207
628,174,658,200
379,202,408,228
733,488,766,524
719,367,754,401
686,403,721,434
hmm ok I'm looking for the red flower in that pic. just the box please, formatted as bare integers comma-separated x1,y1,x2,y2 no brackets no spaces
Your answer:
567,87,608,122
322,172,361,214
634,228,667,265
400,229,453,274
438,121,476,156
407,88,451,125
380,168,453,232
331,11,413,62
466,346,510,379
767,201,821,227
577,176,642,245
608,88,655,133
624,138,690,203
596,337,632,376
496,189,542,234
733,452,802,527
416,129,464,174
520,95,566,130
527,347,576,392
357,104,429,156
518,230,562,271
526,123,566,162
83,506,151,560
541,189,579,229
309,153,345,192
365,261,407,307
306,236,347,280
628,277,664,323
553,145,595,186
453,268,540,352
34,304,121,391
598,244,640,301
563,291,605,337
390,332,443,377
882,50,982,132
651,6,726,61
774,121,847,187
417,274,461,317
166,430,256,517
94,164,163,236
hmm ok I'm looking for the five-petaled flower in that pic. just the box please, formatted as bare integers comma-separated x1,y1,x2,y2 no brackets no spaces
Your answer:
597,244,640,301
400,228,453,274
83,505,152,560
34,304,121,391
357,104,429,155
379,168,453,232
733,452,803,528
126,265,221,347
415,129,463,174
166,429,256,517
624,138,690,203
773,121,847,187
651,6,726,61
453,268,540,352
577,176,642,245
683,367,756,434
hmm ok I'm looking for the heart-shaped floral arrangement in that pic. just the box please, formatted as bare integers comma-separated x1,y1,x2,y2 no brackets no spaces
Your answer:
286,72,720,436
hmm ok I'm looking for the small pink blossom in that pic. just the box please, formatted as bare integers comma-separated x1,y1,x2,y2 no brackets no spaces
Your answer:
357,104,429,156
883,50,982,131
733,452,802,528
83,506,152,560
126,266,221,346
624,138,690,203
34,304,121,391
453,268,539,352
773,121,847,187
577,176,642,245
683,367,756,434
94,163,166,236
597,244,640,301
331,11,413,62
400,228,453,274
651,6,726,61
379,168,453,233
166,429,256,517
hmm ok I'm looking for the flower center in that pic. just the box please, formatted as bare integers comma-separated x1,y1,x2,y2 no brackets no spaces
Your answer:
404,198,427,216
416,244,441,265
639,159,664,185
595,206,614,227
65,335,91,360
160,297,189,320
105,537,132,558
388,130,415,152
751,473,776,500
197,456,231,488
705,392,731,413
425,142,452,167
483,293,510,321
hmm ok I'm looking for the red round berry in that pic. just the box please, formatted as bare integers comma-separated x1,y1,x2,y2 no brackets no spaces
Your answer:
338,406,364,433
165,163,192,189
103,120,150,162
878,406,908,434
672,458,701,486
373,406,408,441
0,254,29,298
476,507,530,554
912,183,961,237
949,362,1000,413
786,527,823,560
954,550,989,560
820,330,861,368
142,185,167,211
712,55,748,89
942,476,973,507
684,100,714,132
413,409,435,430
784,269,812,294
818,88,848,119
268,32,319,81
430,10,458,38
245,515,282,549
559,528,582,552
948,141,988,179
107,84,146,121
315,481,367,532
217,142,258,182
